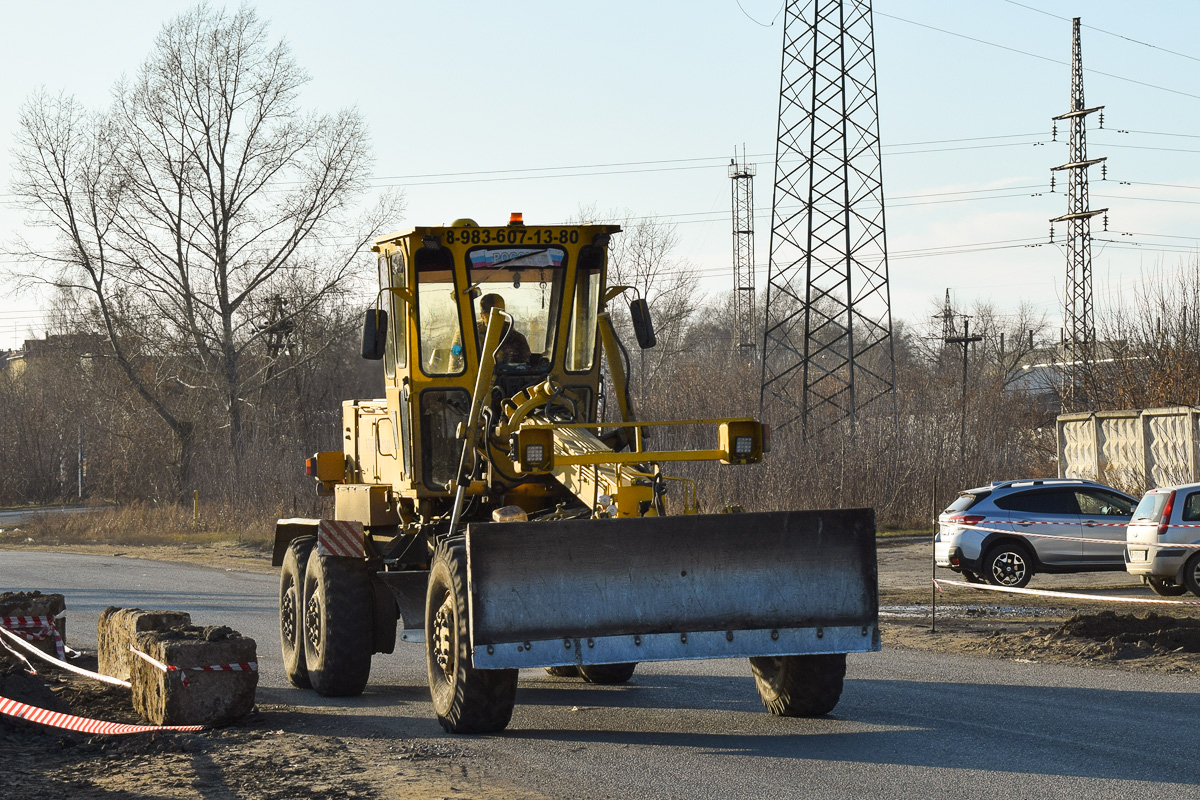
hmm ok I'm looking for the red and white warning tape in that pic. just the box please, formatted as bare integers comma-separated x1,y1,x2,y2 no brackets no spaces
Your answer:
934,577,1200,605
0,626,131,687
129,646,257,688
943,521,1200,549
0,615,67,659
0,694,205,734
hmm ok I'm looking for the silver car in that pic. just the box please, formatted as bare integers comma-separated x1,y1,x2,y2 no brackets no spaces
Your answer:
935,479,1136,588
1126,482,1200,596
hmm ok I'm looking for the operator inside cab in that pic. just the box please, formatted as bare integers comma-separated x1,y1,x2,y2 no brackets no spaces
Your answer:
477,293,531,365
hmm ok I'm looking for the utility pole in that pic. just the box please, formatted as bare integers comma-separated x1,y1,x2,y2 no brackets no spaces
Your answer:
730,147,757,353
946,318,983,453
1051,16,1106,410
760,0,896,434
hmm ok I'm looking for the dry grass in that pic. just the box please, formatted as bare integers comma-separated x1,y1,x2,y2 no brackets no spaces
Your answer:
7,501,275,550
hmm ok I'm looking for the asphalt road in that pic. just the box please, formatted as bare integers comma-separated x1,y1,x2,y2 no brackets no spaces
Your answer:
5,551,1200,798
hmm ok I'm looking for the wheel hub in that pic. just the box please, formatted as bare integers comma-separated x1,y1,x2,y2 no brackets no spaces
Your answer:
433,598,455,678
281,588,296,643
305,592,321,655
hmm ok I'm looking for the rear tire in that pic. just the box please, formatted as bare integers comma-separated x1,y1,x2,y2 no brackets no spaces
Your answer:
426,539,518,734
579,663,637,684
303,550,373,697
1148,576,1188,597
750,653,846,716
982,543,1033,589
279,535,315,689
1182,554,1200,598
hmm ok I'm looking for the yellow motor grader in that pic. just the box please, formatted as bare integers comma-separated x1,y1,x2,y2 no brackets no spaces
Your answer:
272,215,878,733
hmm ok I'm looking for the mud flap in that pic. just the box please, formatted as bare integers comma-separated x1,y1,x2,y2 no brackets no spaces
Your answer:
465,509,879,670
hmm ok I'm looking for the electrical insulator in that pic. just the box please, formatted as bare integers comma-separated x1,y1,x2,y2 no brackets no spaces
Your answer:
1050,174,1056,193
1099,111,1104,128
1103,213,1109,232
1101,163,1107,180
1051,122,1057,141
1049,224,1055,244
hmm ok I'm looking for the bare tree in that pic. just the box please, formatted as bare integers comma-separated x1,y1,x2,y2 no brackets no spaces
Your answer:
10,5,401,494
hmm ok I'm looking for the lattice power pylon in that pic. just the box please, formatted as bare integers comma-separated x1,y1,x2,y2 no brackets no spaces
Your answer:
760,0,896,432
730,148,757,352
1051,16,1105,408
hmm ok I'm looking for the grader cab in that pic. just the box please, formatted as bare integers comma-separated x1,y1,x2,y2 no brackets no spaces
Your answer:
273,215,879,733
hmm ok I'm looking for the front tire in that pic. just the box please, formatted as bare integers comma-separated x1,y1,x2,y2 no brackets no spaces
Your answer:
279,535,315,689
1182,554,1200,597
426,538,518,734
750,653,846,716
1148,576,1188,597
302,550,373,696
982,543,1033,589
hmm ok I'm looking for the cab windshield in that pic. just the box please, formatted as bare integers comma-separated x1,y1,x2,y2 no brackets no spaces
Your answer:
467,246,566,366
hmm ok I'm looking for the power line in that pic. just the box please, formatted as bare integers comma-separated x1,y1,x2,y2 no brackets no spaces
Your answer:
1000,0,1200,65
876,11,1200,102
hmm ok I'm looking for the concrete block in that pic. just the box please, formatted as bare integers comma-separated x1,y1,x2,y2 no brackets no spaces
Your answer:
0,590,66,659
130,625,257,727
97,607,191,681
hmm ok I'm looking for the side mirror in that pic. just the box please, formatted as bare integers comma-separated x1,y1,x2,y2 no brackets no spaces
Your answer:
629,298,656,349
361,307,388,360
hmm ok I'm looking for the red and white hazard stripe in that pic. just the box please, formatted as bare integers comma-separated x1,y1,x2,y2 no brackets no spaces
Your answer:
317,518,365,558
0,694,205,734
0,615,66,659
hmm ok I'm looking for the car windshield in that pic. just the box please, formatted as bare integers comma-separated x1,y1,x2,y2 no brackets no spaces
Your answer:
1133,492,1171,522
467,246,566,358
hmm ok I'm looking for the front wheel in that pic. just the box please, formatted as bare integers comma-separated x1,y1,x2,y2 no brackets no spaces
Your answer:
1182,554,1200,598
982,544,1033,589
279,535,315,689
302,550,373,696
1148,576,1188,597
750,653,846,716
426,539,518,734
579,663,637,684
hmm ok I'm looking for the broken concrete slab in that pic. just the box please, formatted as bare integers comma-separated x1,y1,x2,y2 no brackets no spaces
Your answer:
130,625,257,727
97,607,191,681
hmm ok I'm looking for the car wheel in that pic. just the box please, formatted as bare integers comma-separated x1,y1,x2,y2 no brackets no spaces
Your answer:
302,550,373,697
1182,554,1200,598
1147,576,1188,597
982,544,1033,589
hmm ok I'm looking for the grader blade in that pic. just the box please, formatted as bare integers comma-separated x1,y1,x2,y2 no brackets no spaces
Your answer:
465,509,879,670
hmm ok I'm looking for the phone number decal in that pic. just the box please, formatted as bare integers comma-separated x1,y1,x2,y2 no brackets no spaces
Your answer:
443,228,580,246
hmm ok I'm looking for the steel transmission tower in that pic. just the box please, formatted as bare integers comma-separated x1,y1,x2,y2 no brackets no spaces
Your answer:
1050,16,1105,407
759,0,895,433
730,148,757,352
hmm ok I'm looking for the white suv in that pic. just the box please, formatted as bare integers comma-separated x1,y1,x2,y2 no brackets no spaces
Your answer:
1126,482,1200,596
935,479,1136,588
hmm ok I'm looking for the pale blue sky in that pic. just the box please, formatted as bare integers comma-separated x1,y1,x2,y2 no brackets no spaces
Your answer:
3,1,1199,348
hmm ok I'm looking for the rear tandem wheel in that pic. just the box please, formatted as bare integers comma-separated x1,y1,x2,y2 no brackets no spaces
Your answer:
302,550,374,696
279,535,316,688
